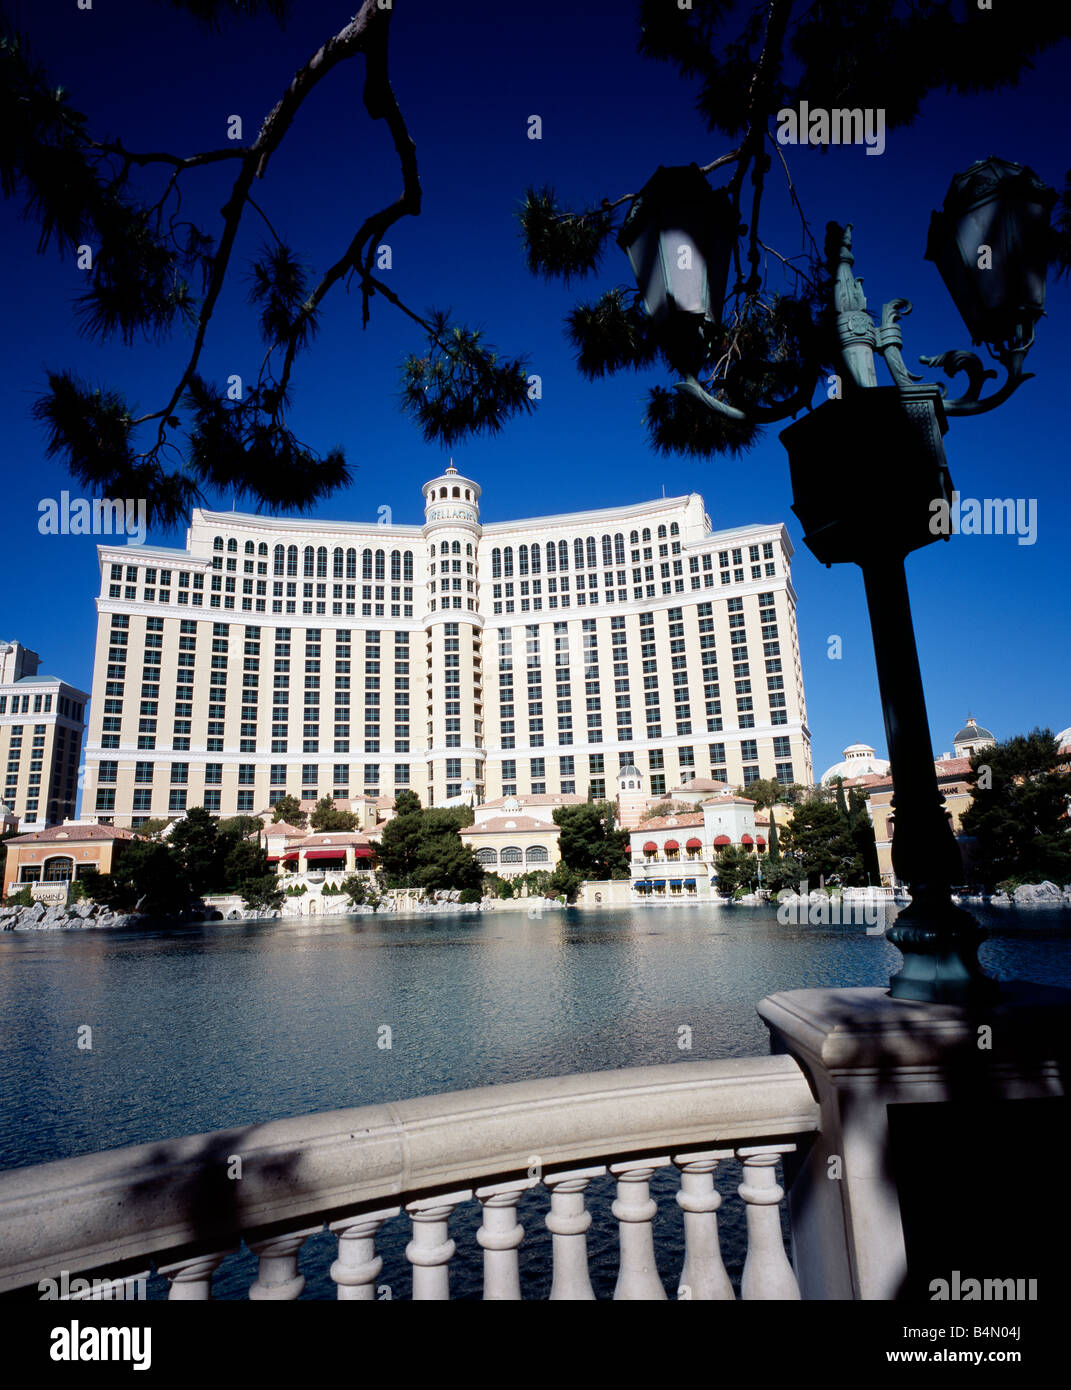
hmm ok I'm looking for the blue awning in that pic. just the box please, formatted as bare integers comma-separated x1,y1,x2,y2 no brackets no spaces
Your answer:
635,881,651,892
651,880,666,888
669,880,683,888
683,879,697,887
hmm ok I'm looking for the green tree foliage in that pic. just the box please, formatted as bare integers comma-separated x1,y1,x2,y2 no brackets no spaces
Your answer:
548,862,583,902
309,796,358,832
961,729,1071,889
81,840,186,914
393,790,422,817
783,799,864,890
167,806,222,896
339,874,368,906
742,778,804,810
553,802,630,880
519,2,1071,459
270,795,306,827
1,3,532,526
712,844,757,897
376,804,482,891
216,815,263,839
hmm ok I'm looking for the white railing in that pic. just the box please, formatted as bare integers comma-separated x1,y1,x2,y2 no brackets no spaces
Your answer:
0,1056,819,1300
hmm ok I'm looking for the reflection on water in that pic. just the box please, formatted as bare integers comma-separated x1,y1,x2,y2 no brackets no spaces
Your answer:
2,901,1069,1297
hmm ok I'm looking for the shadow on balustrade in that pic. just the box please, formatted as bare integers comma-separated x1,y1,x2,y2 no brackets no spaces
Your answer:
773,981,1071,1303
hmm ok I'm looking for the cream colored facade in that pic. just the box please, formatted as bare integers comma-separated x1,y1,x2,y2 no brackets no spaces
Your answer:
81,467,812,827
0,641,87,829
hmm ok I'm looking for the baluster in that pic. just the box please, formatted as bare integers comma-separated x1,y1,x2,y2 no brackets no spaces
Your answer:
248,1225,321,1300
545,1165,604,1301
405,1190,472,1300
329,1207,400,1300
159,1249,235,1301
737,1145,801,1300
476,1179,533,1300
610,1157,670,1300
674,1149,735,1300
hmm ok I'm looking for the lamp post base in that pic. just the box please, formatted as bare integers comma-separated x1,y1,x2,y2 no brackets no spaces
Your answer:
886,901,999,1005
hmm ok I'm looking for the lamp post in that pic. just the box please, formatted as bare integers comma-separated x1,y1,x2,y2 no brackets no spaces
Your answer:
620,158,1055,1004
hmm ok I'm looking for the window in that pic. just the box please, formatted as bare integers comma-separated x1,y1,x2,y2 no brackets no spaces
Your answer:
171,763,189,784
169,789,188,812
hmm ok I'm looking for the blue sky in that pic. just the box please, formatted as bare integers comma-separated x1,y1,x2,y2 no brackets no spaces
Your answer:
2,0,1070,790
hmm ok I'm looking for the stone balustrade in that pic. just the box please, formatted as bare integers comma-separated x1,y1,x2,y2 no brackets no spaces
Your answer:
0,1055,818,1300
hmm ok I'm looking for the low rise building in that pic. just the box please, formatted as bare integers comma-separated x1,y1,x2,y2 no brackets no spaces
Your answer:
628,795,760,900
459,792,583,877
4,823,140,897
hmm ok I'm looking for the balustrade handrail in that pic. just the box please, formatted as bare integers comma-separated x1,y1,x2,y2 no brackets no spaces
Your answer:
0,1055,818,1294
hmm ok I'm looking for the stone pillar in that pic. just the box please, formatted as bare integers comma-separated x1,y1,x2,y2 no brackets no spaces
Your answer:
758,984,1071,1300
610,1158,670,1300
329,1208,400,1300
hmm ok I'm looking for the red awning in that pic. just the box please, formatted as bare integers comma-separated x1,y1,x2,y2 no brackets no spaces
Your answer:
714,835,731,846
353,847,372,859
740,835,754,846
663,840,679,851
756,837,767,848
304,849,348,861
685,838,703,850
642,841,658,853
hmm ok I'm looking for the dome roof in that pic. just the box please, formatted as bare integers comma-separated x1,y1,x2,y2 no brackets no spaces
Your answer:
820,745,890,785
953,716,994,745
618,764,641,779
1056,727,1071,752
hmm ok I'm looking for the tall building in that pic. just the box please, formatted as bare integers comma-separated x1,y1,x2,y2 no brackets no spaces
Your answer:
0,640,87,829
82,467,812,827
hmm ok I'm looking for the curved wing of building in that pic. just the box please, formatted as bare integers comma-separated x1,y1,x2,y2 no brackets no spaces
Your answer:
81,468,812,824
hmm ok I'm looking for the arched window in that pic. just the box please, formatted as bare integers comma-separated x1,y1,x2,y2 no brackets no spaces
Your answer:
245,540,254,554
586,536,597,569
403,551,413,581
316,546,327,578
525,845,549,863
227,537,237,553
362,549,373,580
439,487,447,498
258,542,268,556
213,536,223,552
500,846,523,864
475,847,498,865
670,522,680,536
614,533,625,565
519,544,528,575
601,534,613,567
273,545,285,576
390,550,401,581
333,548,344,579
657,524,667,539
43,856,74,882
304,546,315,577
451,540,461,554
642,528,651,543
492,548,502,579
503,547,514,577
466,543,473,556
346,548,357,580
630,530,639,545
558,539,569,570
286,545,298,576
574,537,585,569
546,542,556,573
374,550,385,581
452,486,460,497
530,544,541,574
465,489,471,500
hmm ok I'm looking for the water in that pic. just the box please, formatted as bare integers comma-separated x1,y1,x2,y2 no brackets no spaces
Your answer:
3,901,1070,1297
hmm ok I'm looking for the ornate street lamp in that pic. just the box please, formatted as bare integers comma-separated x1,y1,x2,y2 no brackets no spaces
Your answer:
621,157,1056,1004
617,163,738,381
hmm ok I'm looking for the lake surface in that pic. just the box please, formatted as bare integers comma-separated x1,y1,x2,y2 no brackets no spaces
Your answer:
3,901,1070,1297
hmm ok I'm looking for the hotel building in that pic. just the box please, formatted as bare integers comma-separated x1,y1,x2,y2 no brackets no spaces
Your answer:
81,466,812,826
0,640,87,830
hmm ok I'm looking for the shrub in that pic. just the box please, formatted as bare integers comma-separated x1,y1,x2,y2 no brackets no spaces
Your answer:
458,886,482,904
